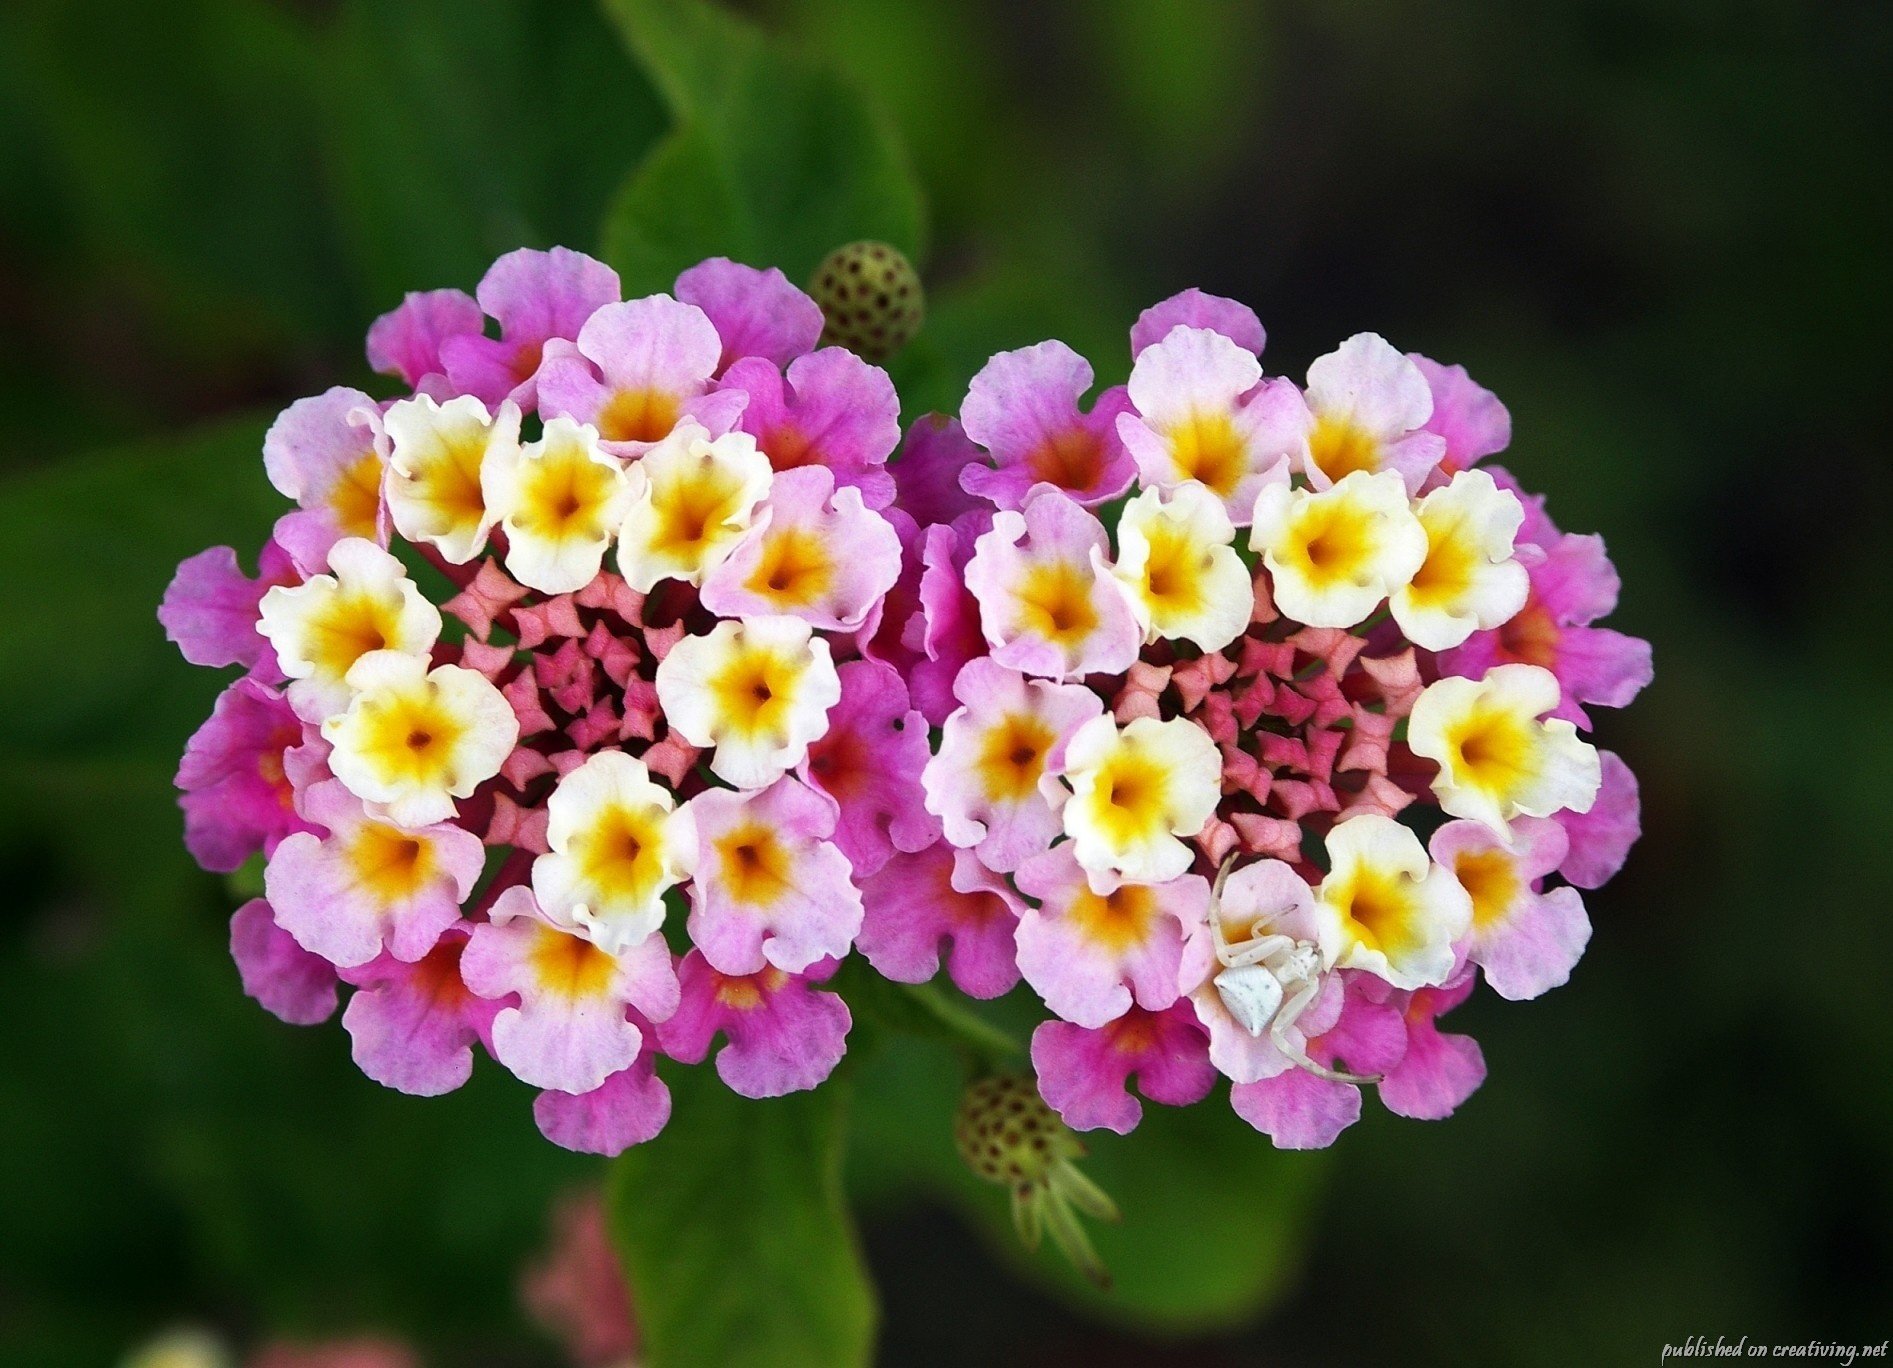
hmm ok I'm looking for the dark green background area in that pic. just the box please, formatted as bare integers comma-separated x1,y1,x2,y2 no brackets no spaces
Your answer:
2,1,1888,1364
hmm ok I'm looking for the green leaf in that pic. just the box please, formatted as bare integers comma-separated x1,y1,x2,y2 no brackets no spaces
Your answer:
0,416,279,765
610,1068,876,1368
316,0,667,308
600,0,924,295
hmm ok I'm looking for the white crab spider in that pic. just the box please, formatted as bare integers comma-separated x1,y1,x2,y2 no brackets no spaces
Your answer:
1206,858,1382,1086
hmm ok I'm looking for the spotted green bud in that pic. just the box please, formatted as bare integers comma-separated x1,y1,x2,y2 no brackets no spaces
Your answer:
809,241,923,362
954,1073,1120,1287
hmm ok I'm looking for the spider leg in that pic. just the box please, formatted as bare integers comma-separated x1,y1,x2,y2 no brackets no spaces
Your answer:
1272,981,1384,1086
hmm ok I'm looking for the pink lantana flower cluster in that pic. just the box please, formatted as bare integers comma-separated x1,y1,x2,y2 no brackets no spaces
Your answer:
166,248,913,1154
874,289,1651,1147
163,250,1648,1160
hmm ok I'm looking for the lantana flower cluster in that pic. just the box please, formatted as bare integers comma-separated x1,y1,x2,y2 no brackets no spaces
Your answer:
163,249,1649,1163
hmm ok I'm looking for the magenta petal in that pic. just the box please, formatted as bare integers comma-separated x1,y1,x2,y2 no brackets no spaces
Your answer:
1556,750,1641,888
889,414,985,529
1229,1068,1361,1149
160,545,272,669
960,341,1136,508
534,1054,671,1155
231,898,337,1026
676,257,825,373
1378,1001,1486,1121
855,842,1023,999
366,288,484,388
1031,1005,1214,1135
340,930,497,1095
176,678,315,873
1411,354,1511,470
659,952,851,1099
797,659,939,877
1130,288,1266,358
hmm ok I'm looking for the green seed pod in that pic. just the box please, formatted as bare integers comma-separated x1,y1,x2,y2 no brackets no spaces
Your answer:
809,240,924,362
954,1073,1120,1287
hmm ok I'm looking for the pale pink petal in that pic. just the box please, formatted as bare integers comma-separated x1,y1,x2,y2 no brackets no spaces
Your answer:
366,288,484,388
1130,289,1266,358
719,349,900,508
676,257,824,373
960,341,1136,508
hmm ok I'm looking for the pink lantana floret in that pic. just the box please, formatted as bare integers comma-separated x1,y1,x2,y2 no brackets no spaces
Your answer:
965,487,1141,680
1377,973,1487,1121
1431,817,1590,1001
1229,973,1409,1148
533,1022,672,1156
1129,287,1266,358
265,779,486,969
659,952,851,1099
676,257,825,374
685,777,865,975
959,340,1136,509
856,841,1024,1000
535,293,742,456
339,926,499,1096
1031,1003,1217,1135
719,347,900,508
797,660,939,877
1013,845,1204,1028
924,658,1102,873
441,247,620,406
462,887,678,1096
367,288,484,390
700,466,903,632
177,677,317,873
230,897,337,1026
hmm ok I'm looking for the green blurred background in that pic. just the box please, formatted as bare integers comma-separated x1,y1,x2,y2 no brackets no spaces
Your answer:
3,0,1888,1363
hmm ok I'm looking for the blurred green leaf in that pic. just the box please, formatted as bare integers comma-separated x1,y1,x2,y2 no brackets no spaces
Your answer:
601,0,924,294
0,417,278,765
315,0,667,307
610,1067,876,1368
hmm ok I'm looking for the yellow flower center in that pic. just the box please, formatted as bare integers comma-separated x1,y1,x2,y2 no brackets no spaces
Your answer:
1406,510,1478,608
707,645,804,740
974,712,1057,803
1083,748,1173,847
514,446,620,541
1164,411,1247,495
1455,848,1521,930
573,801,670,905
1136,522,1207,617
529,925,619,999
1017,562,1099,648
1307,415,1382,482
598,387,681,445
744,527,836,609
1280,498,1377,589
346,823,435,902
330,451,385,540
409,434,488,530
1330,865,1421,958
305,590,399,679
1068,884,1159,952
1445,704,1536,796
714,822,796,908
651,461,749,559
350,685,470,790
